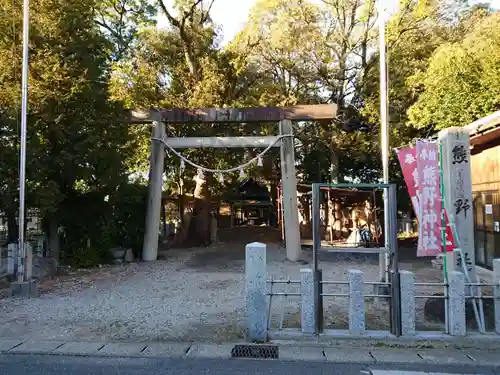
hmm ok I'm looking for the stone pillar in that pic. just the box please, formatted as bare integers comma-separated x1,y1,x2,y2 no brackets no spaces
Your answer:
300,268,318,334
7,243,18,275
448,271,466,336
245,242,267,342
143,120,166,262
493,259,500,334
10,242,38,298
348,269,365,335
438,128,476,281
399,270,416,336
36,237,44,257
279,119,301,262
445,249,462,273
24,242,33,280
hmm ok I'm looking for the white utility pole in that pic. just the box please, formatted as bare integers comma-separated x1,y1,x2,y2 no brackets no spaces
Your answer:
378,1,390,282
18,0,31,283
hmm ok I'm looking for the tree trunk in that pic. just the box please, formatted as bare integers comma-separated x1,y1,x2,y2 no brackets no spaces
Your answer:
186,171,212,247
270,183,278,227
43,216,60,267
171,182,191,246
302,196,311,224
329,149,340,241
161,197,167,241
333,198,343,239
6,209,18,245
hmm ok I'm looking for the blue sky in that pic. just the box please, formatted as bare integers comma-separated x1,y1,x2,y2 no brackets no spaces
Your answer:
158,0,500,45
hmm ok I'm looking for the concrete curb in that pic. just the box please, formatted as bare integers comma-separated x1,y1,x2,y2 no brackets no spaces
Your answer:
1,339,500,367
268,329,500,349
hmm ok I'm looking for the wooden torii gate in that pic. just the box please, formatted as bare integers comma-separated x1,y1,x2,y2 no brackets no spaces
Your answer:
129,104,337,262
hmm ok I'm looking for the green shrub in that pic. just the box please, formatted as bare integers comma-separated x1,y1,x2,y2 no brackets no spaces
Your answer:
58,183,148,268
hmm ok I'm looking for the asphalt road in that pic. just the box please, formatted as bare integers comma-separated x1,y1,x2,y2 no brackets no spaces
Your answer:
0,354,499,375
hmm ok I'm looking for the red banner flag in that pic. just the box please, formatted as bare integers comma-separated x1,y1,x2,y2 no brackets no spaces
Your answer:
396,145,455,256
396,147,420,218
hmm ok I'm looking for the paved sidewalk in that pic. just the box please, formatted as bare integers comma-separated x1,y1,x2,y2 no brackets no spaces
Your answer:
1,338,500,367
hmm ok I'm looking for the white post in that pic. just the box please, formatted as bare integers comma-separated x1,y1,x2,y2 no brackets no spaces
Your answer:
18,0,31,283
378,2,390,282
279,119,301,262
142,121,166,262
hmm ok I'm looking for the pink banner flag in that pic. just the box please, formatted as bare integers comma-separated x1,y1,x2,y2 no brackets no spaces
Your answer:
416,140,456,256
396,145,455,256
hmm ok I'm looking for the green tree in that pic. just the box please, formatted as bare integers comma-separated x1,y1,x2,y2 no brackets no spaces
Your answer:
0,0,138,263
110,0,261,246
408,10,500,129
359,1,491,209
94,0,156,61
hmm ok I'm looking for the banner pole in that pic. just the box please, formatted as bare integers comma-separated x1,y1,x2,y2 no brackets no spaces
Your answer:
438,140,449,334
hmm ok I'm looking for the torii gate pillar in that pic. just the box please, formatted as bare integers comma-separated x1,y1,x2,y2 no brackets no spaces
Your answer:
279,119,301,261
143,120,166,262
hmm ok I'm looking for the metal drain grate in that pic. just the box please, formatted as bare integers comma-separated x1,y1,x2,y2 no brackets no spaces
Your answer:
231,344,279,359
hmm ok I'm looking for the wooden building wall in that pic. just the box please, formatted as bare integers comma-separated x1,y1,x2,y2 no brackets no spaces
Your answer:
471,143,500,269
471,144,500,192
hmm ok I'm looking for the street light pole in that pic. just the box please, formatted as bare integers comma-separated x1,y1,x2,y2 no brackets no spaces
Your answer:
378,1,390,282
18,0,30,283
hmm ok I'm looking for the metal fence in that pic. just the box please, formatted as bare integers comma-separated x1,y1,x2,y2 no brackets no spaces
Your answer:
310,183,401,335
318,278,392,332
266,278,301,331
257,268,500,340
245,237,500,341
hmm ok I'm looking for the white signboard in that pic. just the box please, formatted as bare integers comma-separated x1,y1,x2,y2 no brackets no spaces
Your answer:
486,204,493,215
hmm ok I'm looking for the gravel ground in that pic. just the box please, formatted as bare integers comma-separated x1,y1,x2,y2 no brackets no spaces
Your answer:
0,233,447,342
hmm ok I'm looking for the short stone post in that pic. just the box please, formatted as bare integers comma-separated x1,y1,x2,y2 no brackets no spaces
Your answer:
399,270,416,336
348,269,365,335
300,268,317,334
245,242,267,342
7,243,18,275
493,259,500,334
447,271,466,336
